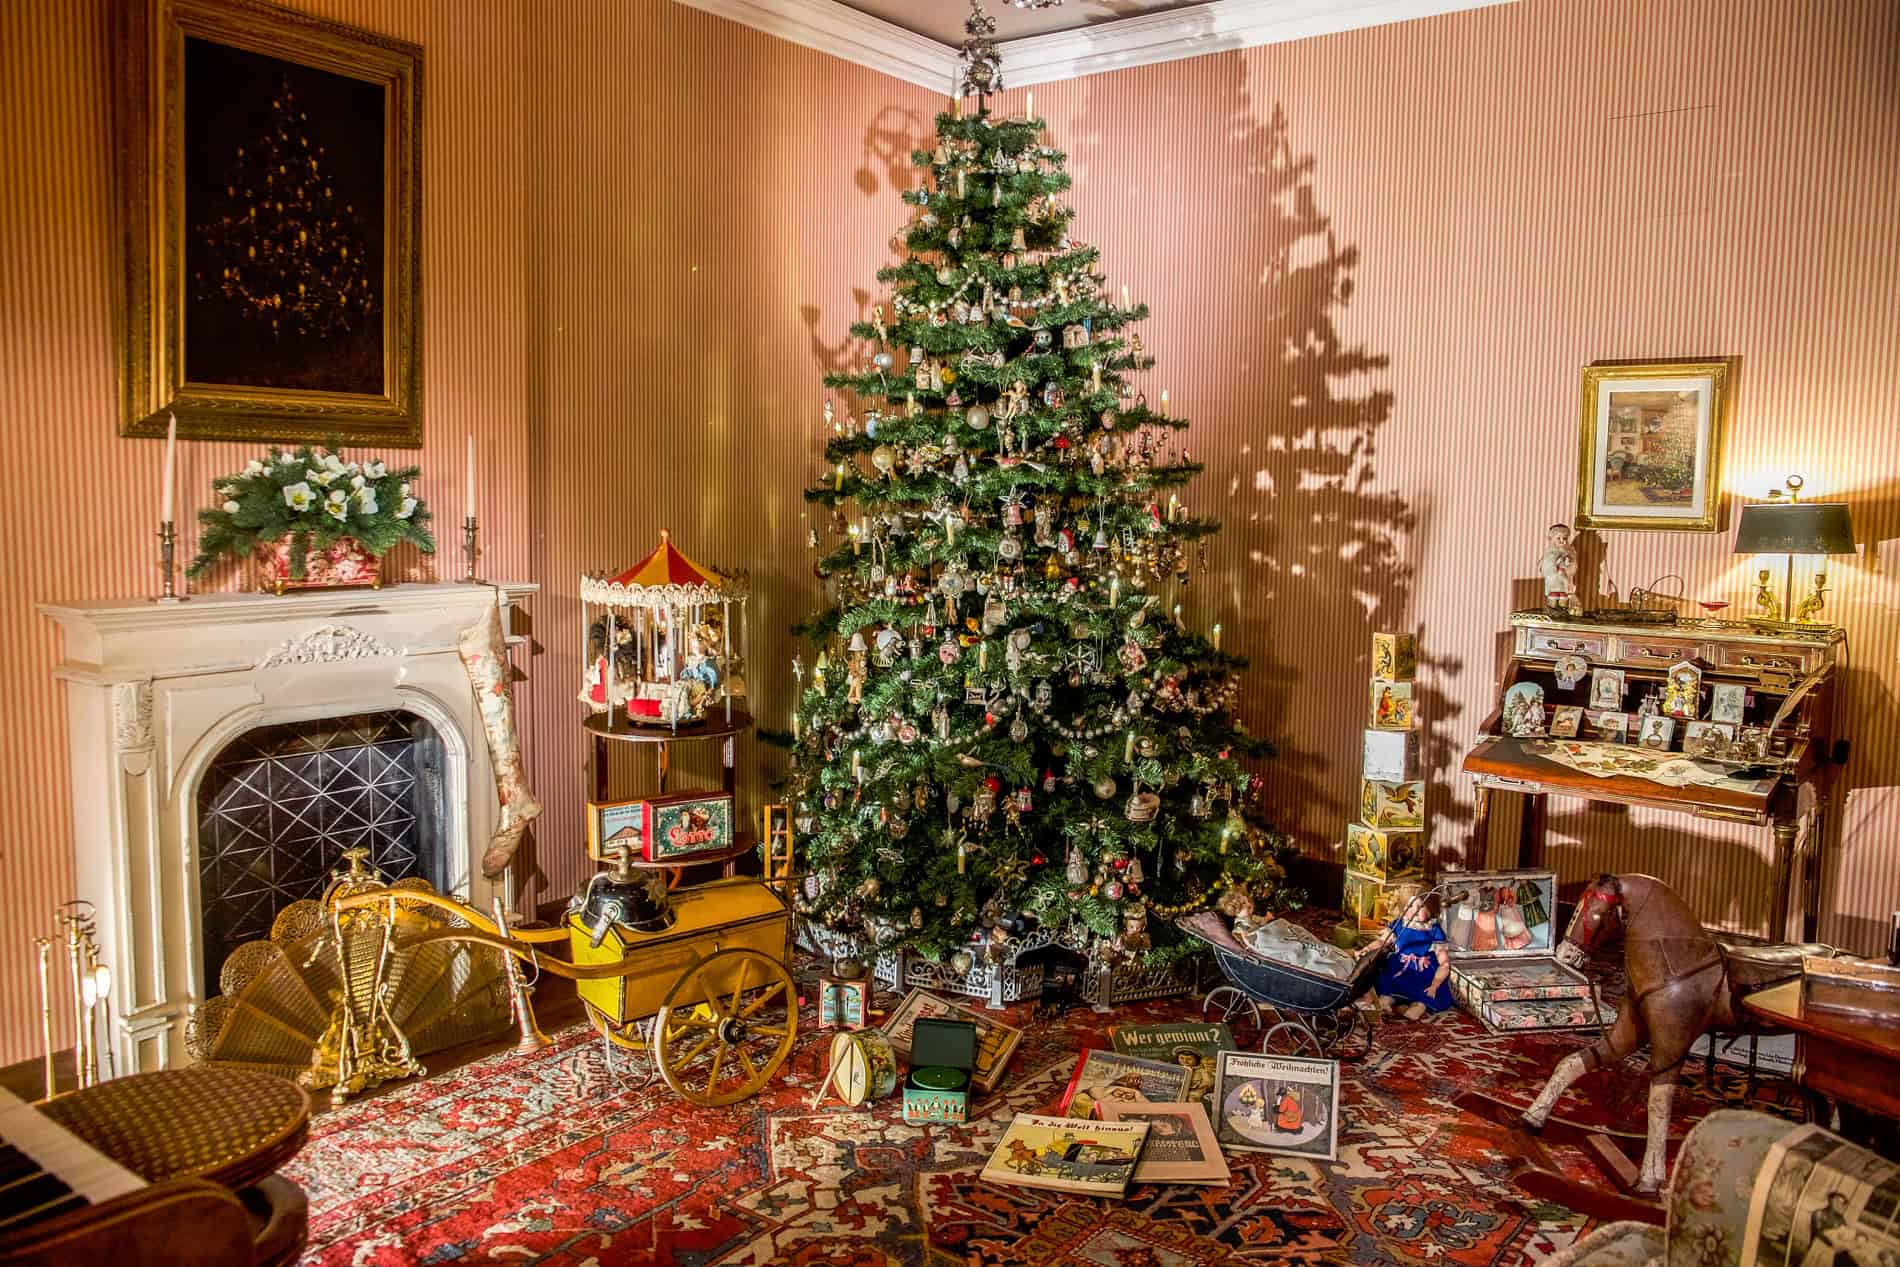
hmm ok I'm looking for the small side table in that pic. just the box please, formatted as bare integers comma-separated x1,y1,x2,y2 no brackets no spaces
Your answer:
1740,980,1900,1134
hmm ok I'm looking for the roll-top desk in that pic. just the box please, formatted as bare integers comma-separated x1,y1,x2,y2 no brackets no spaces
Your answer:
1461,611,1844,940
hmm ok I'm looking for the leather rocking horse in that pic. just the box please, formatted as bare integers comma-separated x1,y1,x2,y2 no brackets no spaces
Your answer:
1519,873,1842,1194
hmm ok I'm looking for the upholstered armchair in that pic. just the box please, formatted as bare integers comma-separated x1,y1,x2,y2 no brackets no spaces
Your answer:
1540,1109,1877,1267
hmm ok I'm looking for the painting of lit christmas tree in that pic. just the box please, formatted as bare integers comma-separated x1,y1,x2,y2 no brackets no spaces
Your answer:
781,86,1292,987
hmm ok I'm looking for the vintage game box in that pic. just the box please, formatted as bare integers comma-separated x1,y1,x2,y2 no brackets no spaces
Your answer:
587,791,734,863
1442,869,1607,1034
901,1017,978,1124
880,988,1022,1094
1344,823,1424,882
1359,779,1424,830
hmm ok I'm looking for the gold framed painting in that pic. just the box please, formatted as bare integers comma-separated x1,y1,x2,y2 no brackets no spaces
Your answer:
1575,358,1735,532
118,0,422,446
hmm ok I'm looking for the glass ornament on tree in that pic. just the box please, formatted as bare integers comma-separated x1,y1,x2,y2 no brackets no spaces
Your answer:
778,79,1290,993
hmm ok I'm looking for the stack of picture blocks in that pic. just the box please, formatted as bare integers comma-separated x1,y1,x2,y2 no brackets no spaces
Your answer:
1346,632,1426,930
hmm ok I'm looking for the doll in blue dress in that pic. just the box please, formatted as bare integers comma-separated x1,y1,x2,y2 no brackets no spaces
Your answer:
1372,894,1452,1020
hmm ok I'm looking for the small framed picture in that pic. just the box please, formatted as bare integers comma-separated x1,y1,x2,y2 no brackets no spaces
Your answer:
1575,358,1735,533
1638,716,1676,751
1549,706,1584,738
1683,720,1736,759
1710,683,1748,726
1589,668,1627,711
1212,1052,1341,1162
1590,711,1630,743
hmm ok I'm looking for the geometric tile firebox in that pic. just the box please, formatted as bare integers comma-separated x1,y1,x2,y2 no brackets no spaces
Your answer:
195,710,449,997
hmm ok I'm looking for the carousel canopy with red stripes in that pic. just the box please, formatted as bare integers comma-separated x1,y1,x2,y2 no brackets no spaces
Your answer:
581,530,746,607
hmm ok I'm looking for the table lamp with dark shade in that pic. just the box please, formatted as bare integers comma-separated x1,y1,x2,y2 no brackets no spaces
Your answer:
1733,497,1856,624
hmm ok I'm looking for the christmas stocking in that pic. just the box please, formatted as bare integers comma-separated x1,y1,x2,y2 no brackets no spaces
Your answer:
458,598,543,878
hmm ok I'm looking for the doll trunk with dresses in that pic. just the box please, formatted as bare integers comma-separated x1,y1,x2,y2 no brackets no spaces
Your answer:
1443,869,1616,1034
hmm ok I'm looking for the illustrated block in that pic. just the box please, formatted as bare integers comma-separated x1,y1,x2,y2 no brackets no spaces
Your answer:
1368,680,1416,729
1345,823,1425,882
818,975,870,1030
1360,779,1425,830
1362,727,1421,782
1371,632,1417,683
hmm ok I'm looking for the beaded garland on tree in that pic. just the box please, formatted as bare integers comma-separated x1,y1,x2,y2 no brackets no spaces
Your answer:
783,100,1289,969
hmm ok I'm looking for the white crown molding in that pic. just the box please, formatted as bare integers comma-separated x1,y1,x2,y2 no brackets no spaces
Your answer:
997,0,1518,86
671,0,960,91
676,0,1517,91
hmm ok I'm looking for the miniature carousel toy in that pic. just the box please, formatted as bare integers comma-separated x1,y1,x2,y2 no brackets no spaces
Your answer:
580,530,748,728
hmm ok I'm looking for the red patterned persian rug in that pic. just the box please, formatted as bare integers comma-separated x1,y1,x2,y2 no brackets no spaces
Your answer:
287,973,1796,1266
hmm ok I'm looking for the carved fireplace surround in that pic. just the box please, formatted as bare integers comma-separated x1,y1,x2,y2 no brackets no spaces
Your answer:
40,580,535,1073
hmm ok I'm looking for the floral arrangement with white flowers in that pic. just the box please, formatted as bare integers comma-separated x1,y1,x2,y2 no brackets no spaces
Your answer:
187,443,435,580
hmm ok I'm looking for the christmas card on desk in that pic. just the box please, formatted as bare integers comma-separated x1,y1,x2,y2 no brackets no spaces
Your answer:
1099,1101,1230,1185
1057,1049,1193,1119
1108,1022,1234,1113
980,1113,1150,1198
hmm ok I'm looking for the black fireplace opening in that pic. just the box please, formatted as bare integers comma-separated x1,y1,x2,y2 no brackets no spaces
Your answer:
195,710,450,997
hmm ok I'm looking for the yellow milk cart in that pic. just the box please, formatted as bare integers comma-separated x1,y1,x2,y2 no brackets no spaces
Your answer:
332,864,797,1108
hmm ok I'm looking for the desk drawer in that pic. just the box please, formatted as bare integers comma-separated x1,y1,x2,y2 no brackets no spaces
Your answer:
1609,635,1701,667
1524,630,1606,660
1707,645,1812,676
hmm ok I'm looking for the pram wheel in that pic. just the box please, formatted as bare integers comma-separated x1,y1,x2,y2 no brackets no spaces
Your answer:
1261,1019,1322,1056
1203,985,1262,1046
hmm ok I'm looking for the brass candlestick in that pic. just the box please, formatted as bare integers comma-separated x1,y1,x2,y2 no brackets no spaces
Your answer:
155,520,184,604
463,515,480,583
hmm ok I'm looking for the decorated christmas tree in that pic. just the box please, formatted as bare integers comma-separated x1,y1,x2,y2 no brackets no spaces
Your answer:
782,88,1287,977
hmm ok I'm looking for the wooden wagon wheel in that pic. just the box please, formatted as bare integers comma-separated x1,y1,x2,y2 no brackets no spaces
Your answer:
654,947,798,1107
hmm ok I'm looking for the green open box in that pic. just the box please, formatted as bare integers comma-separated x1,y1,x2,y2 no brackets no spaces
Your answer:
901,1017,977,1124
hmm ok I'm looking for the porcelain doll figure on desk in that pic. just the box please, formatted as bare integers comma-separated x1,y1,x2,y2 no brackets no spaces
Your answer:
1538,523,1580,614
1371,894,1452,1020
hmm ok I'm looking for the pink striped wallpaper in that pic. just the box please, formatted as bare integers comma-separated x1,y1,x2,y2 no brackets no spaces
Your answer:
1,0,1895,1063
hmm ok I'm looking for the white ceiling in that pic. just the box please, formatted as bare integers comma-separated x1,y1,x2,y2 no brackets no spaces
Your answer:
840,0,1215,45
672,0,1519,90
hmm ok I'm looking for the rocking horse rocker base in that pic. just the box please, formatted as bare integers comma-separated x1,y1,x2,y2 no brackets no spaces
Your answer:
1455,1088,1668,1225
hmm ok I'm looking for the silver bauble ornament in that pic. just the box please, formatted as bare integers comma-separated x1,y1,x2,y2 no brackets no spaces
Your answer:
871,444,897,474
965,404,990,430
1093,776,1117,799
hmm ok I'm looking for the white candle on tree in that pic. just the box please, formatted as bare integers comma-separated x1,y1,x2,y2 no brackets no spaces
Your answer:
161,411,176,523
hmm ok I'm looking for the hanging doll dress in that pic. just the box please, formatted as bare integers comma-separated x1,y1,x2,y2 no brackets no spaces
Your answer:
1376,918,1453,1013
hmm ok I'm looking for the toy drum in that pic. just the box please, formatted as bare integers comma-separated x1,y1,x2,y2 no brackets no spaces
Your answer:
825,1029,897,1106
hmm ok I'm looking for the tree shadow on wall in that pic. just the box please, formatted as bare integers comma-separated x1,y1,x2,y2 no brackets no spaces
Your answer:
800,107,929,383
1073,56,1465,868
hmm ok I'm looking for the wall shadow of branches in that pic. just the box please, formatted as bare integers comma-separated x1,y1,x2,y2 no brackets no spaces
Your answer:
1074,56,1463,877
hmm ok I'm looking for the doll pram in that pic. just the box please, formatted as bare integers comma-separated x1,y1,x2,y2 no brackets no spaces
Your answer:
1177,912,1380,1058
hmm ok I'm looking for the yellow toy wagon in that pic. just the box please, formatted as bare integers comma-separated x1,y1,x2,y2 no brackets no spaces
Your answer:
333,852,798,1108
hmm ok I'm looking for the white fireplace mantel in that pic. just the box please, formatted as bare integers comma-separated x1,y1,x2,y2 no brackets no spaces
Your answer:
40,580,537,1073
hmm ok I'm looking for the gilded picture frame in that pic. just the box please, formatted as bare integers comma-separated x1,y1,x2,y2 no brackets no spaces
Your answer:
118,0,422,446
1575,359,1735,532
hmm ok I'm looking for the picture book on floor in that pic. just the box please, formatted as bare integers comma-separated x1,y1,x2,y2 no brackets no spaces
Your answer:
1108,1021,1235,1112
1099,1101,1231,1185
1057,1049,1194,1119
1212,1052,1342,1161
980,1112,1151,1198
